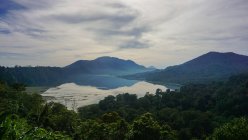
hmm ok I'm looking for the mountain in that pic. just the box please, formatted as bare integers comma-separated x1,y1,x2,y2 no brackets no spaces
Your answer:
64,56,151,75
148,66,157,70
125,52,248,84
0,57,152,86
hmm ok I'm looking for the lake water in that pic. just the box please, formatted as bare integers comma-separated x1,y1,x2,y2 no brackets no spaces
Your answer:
41,75,174,110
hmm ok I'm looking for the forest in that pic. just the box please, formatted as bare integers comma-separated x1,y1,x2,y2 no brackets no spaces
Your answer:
1,73,248,140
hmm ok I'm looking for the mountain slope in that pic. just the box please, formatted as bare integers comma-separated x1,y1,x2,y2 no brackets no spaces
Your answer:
64,56,151,75
0,57,152,85
125,52,248,84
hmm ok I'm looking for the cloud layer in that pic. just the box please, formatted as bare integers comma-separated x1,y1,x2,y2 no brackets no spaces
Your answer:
0,0,248,68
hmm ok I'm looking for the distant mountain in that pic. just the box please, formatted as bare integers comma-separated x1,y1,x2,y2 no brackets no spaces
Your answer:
125,52,248,84
0,56,153,86
64,56,152,75
148,66,157,70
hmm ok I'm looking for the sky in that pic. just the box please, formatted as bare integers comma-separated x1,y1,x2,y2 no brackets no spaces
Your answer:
0,0,248,68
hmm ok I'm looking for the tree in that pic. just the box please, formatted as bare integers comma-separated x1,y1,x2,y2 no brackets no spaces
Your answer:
128,113,177,140
0,115,71,140
11,83,26,92
208,117,248,140
101,112,121,123
99,95,117,110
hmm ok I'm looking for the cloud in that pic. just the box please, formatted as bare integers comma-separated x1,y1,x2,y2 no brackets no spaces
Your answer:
0,0,26,15
0,0,248,68
119,40,150,49
53,12,137,26
0,29,11,34
0,52,28,58
94,26,149,38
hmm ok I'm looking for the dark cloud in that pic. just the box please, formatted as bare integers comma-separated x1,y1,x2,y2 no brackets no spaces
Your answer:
106,2,127,9
0,45,32,49
50,2,150,50
17,28,47,38
119,40,150,49
0,0,26,16
52,2,139,29
0,52,27,58
0,29,11,34
11,0,58,10
91,26,149,38
53,13,137,27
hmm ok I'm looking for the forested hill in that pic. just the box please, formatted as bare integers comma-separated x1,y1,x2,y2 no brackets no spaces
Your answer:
0,66,64,86
64,56,153,75
125,52,248,84
0,57,153,86
1,73,248,139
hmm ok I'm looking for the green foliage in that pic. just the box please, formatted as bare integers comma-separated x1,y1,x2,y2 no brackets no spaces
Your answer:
208,117,248,140
0,66,65,86
0,115,71,140
0,83,78,139
77,112,129,140
101,112,121,123
128,113,177,140
99,95,117,110
40,102,80,135
1,73,248,139
11,83,26,92
78,73,248,139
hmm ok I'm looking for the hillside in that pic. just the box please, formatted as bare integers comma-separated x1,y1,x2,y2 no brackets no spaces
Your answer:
64,56,151,75
0,66,65,86
0,57,152,86
125,52,248,84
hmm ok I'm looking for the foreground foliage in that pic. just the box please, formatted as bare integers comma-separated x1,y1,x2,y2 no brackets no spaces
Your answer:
1,73,248,139
208,117,248,140
0,115,71,140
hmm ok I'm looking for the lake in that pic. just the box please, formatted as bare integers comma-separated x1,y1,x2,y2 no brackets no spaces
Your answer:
41,75,177,110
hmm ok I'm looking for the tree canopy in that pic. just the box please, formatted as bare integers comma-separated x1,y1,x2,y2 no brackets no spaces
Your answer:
1,73,248,139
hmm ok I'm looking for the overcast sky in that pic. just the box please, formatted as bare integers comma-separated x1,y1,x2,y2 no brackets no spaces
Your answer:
0,0,248,68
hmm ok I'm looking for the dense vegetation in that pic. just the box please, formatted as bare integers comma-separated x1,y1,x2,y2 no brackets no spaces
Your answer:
1,73,248,139
0,66,65,86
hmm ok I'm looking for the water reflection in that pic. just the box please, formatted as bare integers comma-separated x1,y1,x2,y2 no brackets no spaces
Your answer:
42,81,168,110
68,75,139,90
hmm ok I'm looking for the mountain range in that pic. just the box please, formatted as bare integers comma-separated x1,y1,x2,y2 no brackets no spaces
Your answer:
0,56,153,86
125,52,248,84
1,52,248,86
